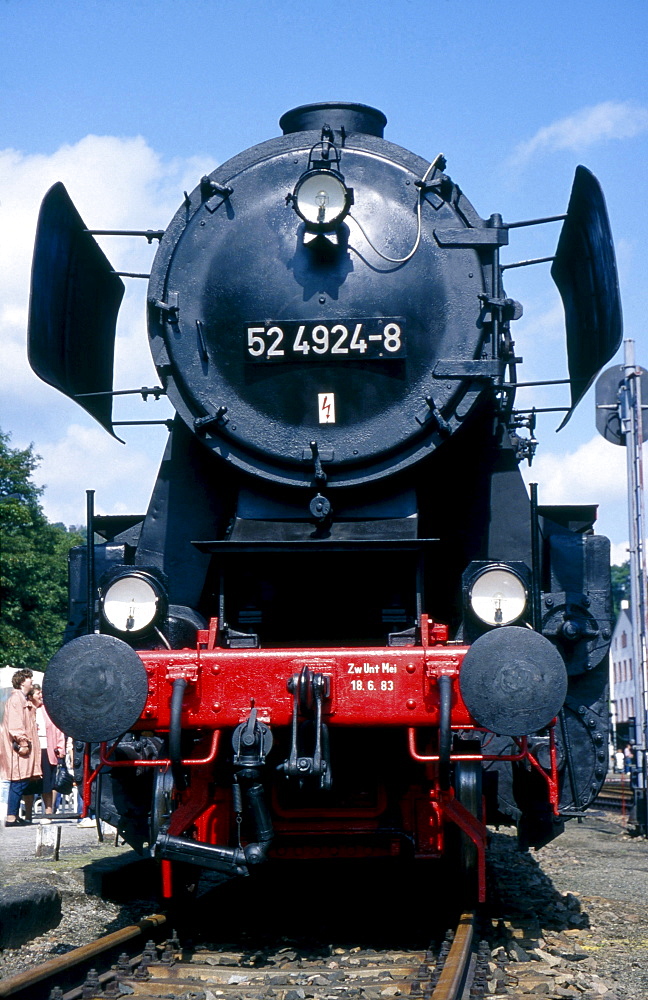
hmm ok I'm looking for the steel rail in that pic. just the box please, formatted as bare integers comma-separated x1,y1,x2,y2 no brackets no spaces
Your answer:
431,911,475,999
0,906,477,1000
112,925,476,998
0,914,166,998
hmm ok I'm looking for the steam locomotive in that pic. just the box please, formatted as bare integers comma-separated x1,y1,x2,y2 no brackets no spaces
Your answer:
31,103,621,903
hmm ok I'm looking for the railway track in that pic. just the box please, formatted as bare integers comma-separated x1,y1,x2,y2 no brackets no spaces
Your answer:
0,911,483,1000
0,915,168,1000
595,779,633,812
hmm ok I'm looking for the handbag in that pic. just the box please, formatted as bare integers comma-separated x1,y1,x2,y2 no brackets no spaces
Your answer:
52,759,74,795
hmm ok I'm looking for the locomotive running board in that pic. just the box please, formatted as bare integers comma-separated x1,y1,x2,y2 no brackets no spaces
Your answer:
28,182,125,438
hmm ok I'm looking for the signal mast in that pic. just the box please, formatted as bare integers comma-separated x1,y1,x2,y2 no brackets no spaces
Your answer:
597,339,648,833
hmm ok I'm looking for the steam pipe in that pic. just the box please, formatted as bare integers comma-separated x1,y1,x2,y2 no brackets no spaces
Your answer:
155,779,274,875
156,832,249,877
438,674,452,791
244,782,274,864
169,678,188,791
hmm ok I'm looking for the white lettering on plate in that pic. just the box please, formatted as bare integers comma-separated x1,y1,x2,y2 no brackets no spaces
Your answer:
350,678,395,693
347,662,397,694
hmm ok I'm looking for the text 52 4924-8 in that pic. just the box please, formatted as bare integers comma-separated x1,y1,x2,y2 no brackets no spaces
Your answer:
245,319,406,362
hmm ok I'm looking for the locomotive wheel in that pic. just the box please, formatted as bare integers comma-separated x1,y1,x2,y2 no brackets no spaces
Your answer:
452,739,482,904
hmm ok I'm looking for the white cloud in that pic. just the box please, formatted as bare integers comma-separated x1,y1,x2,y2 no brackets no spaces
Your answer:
510,101,648,167
521,434,647,550
36,424,165,528
609,541,630,566
0,134,214,523
523,434,627,506
0,136,214,367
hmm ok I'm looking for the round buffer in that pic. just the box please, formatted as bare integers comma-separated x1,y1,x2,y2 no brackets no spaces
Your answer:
459,626,568,737
43,634,149,743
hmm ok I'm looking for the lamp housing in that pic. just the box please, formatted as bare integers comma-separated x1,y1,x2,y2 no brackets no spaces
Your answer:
99,566,168,638
291,168,353,232
462,561,530,639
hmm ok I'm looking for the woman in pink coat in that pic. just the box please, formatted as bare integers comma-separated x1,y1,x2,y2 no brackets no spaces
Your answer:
0,669,42,826
28,685,66,822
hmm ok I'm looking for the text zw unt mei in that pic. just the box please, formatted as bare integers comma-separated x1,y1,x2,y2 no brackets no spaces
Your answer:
347,663,398,674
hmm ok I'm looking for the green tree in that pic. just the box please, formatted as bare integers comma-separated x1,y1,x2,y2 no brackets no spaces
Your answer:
0,430,82,669
611,561,630,619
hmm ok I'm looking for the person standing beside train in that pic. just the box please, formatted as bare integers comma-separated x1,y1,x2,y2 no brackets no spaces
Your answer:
0,669,42,826
26,684,65,823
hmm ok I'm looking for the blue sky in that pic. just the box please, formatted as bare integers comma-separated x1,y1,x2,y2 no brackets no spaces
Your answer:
1,0,647,561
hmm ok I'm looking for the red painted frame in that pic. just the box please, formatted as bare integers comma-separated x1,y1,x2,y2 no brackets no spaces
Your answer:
80,615,562,904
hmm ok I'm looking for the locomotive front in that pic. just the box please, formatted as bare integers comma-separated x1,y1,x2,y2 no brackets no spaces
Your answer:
29,103,621,904
147,101,495,491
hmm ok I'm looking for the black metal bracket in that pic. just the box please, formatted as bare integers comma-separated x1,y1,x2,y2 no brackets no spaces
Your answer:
75,385,166,401
509,410,538,466
219,624,259,648
85,228,164,243
200,176,234,201
308,130,342,172
310,439,327,486
433,359,503,380
415,171,451,202
415,395,452,434
194,406,229,433
308,441,333,528
279,666,332,789
434,226,509,248
112,420,174,430
478,295,523,321
232,703,273,770
153,292,179,323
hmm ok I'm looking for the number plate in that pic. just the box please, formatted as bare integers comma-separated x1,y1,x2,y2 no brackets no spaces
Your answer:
245,319,406,363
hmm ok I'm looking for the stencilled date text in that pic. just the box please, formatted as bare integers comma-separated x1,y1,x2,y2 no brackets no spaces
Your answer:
347,661,398,695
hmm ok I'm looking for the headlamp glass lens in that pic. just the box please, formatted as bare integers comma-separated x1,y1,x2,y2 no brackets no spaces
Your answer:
295,172,348,226
103,576,159,633
470,567,527,626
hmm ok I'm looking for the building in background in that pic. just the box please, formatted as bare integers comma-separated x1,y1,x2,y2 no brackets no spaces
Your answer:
610,602,636,750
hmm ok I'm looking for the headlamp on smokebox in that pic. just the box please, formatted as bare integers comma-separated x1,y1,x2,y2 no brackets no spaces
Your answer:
292,169,353,232
289,130,353,245
99,567,168,638
463,561,530,639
